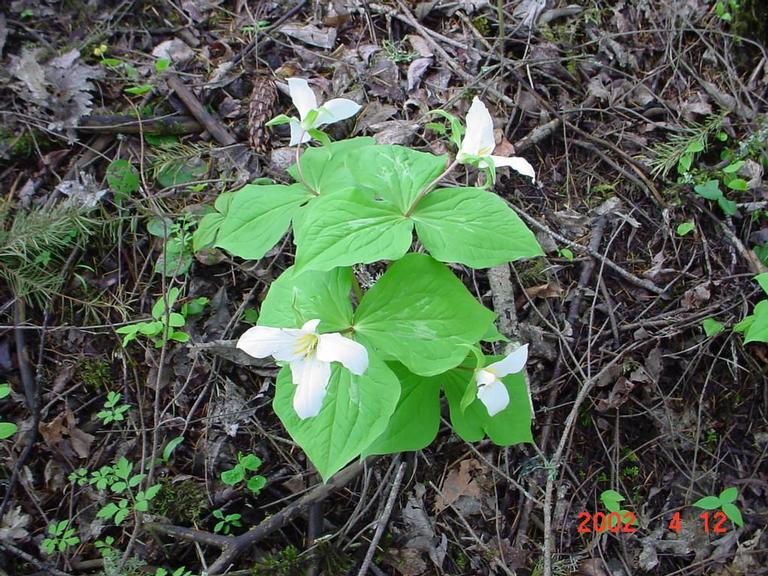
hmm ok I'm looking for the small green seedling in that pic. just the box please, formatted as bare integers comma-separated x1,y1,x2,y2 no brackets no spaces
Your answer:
692,486,744,527
213,509,243,535
600,489,637,528
0,383,17,439
68,467,89,486
41,520,80,555
676,221,695,236
97,391,130,425
162,435,184,463
155,567,194,576
734,273,768,344
221,452,267,495
558,247,575,261
116,287,189,347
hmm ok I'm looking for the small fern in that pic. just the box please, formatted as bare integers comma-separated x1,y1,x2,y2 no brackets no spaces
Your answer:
648,112,727,179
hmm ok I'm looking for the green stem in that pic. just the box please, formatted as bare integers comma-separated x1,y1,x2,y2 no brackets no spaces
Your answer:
403,158,460,217
294,130,319,196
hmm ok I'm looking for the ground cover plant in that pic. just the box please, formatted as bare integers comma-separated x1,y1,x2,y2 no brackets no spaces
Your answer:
0,1,766,576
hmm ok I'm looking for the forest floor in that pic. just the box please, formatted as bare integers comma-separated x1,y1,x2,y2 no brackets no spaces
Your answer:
0,1,767,575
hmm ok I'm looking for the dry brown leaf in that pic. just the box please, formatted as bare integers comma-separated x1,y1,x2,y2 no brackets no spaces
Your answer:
0,506,30,542
280,24,337,50
38,407,93,459
434,459,483,514
525,283,563,299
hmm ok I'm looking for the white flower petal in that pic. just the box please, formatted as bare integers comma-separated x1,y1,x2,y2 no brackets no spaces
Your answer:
491,155,536,182
486,344,529,377
236,325,303,362
460,97,495,158
316,98,361,126
316,332,368,375
301,319,321,334
290,357,332,419
477,379,510,417
287,78,317,121
476,368,497,386
289,118,311,146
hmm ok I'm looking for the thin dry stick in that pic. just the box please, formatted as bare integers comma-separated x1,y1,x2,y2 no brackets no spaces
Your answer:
167,75,237,146
357,460,406,576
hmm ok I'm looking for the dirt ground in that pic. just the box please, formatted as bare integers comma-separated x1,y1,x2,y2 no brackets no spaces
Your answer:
0,1,767,575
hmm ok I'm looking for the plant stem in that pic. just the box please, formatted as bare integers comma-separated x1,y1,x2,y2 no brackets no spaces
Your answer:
403,158,460,217
294,131,319,196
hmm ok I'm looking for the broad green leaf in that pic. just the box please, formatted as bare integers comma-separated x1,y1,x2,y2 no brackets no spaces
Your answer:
686,140,705,154
240,454,262,471
155,159,208,188
720,502,743,527
412,187,543,267
717,196,738,216
701,318,724,337
692,495,721,510
258,266,354,332
221,468,243,485
247,475,266,494
353,254,496,375
293,189,412,273
273,358,400,481
743,301,768,343
443,359,533,446
0,383,10,399
755,273,768,295
193,194,231,251
676,221,695,236
106,159,139,200
725,178,748,191
0,422,17,439
362,363,442,456
694,180,722,200
600,490,625,513
719,487,738,503
287,137,375,196
723,161,744,173
209,183,311,260
346,145,447,213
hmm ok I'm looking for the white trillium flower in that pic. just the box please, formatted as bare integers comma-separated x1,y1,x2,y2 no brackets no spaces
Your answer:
236,319,368,419
475,344,529,416
286,78,361,146
457,97,536,182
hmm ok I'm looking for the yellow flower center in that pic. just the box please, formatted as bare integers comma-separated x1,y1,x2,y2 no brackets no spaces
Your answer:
294,333,318,358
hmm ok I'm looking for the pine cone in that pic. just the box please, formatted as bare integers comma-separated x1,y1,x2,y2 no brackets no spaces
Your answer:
248,76,277,155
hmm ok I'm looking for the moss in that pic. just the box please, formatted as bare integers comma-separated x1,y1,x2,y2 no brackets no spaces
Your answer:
154,478,207,525
78,359,112,389
732,0,768,45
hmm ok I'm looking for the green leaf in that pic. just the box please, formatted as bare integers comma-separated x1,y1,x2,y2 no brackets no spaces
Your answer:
686,140,705,154
247,475,267,494
443,361,533,446
353,254,496,375
155,159,208,188
702,318,724,337
204,183,310,260
412,187,543,267
239,454,262,471
717,195,738,216
676,221,695,236
106,160,140,201
162,436,184,461
694,180,722,200
287,137,375,196
144,484,162,500
362,363,442,456
266,114,293,127
720,502,744,527
600,490,625,513
154,58,170,72
293,188,413,273
723,160,744,173
0,383,10,399
125,84,152,95
725,178,748,191
221,468,244,485
97,503,119,520
273,358,400,481
743,301,768,343
346,145,447,213
692,495,721,510
0,422,17,439
719,487,738,503
755,273,768,295
257,266,354,332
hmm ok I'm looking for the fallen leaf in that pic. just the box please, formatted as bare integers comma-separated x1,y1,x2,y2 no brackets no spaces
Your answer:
371,120,420,146
38,407,94,459
152,39,195,64
0,506,30,542
280,24,337,49
596,376,635,411
434,459,483,514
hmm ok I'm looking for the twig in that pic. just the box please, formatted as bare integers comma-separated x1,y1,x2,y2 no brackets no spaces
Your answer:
148,459,369,575
507,202,666,295
357,460,406,576
0,541,73,576
166,75,237,146
703,207,768,274
76,114,202,135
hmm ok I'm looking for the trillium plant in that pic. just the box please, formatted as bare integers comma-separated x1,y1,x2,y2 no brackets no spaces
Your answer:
195,79,543,480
